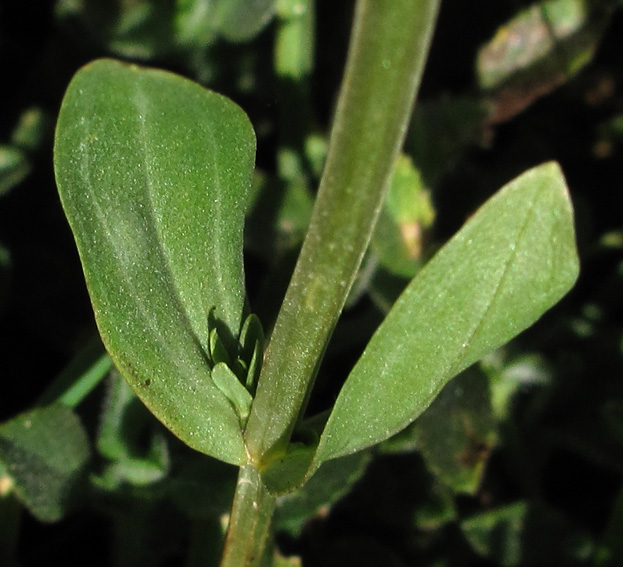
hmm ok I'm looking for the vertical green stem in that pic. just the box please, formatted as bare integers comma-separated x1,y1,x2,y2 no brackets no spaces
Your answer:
219,465,275,567
245,0,441,465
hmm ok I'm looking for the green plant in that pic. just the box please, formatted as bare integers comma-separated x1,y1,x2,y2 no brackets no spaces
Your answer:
3,1,584,566
51,1,579,565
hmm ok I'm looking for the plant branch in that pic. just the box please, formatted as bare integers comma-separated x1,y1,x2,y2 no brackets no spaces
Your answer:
245,0,441,464
219,465,275,567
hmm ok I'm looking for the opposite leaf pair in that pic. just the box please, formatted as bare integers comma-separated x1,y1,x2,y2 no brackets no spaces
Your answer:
54,59,579,494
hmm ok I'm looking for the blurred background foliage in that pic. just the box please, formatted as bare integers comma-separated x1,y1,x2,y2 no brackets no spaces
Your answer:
1,0,623,566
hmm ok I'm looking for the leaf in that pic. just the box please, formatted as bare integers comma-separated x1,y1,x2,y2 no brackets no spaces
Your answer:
476,0,611,123
461,501,593,566
0,146,30,195
93,370,170,488
274,451,370,537
212,0,277,42
238,313,265,392
212,363,253,427
11,107,50,152
371,154,435,278
316,161,579,462
413,366,497,494
406,97,490,187
477,0,588,91
56,0,178,59
482,351,552,421
176,0,277,44
0,405,90,522
37,337,112,408
54,59,256,465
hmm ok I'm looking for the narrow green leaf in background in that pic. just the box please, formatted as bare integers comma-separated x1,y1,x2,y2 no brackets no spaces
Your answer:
316,161,579,462
54,59,256,465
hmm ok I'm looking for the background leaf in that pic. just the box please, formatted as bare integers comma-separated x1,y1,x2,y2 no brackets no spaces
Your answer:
212,0,277,42
461,501,593,566
54,59,256,465
274,451,370,537
0,405,90,522
476,0,612,123
370,154,435,279
316,161,579,462
411,366,497,494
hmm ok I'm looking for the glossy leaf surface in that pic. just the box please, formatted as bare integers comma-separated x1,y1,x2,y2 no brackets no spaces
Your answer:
317,162,579,462
54,59,256,465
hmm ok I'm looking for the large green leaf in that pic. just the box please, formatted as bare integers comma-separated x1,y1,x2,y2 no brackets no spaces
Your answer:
54,59,256,465
316,162,579,462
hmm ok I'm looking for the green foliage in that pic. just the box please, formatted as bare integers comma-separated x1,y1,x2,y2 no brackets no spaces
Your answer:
274,451,370,537
461,501,593,566
411,367,496,494
371,154,435,278
0,406,90,522
0,107,50,196
477,0,590,91
54,59,256,465
0,147,30,196
55,0,276,58
4,0,623,565
95,371,170,488
316,162,578,463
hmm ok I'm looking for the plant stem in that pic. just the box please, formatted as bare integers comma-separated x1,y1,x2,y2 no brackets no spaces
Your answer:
219,465,275,567
245,0,441,465
37,336,111,408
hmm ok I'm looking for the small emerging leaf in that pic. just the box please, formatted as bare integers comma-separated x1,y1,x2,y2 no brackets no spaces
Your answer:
212,363,253,427
239,313,265,392
316,162,579,462
209,326,233,368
